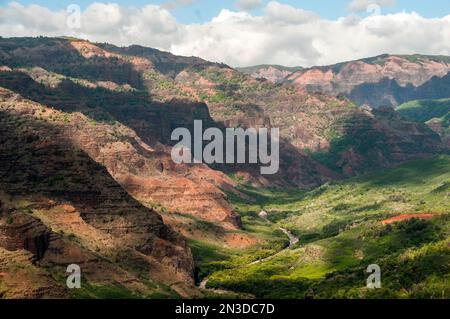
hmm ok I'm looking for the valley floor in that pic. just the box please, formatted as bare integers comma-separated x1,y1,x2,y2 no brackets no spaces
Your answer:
192,155,450,299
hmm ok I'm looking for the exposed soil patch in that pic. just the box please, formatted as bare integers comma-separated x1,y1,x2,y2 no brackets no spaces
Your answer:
223,233,258,248
381,213,436,225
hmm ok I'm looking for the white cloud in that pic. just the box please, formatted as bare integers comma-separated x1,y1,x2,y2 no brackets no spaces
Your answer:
1,2,66,34
265,1,318,24
82,3,123,34
0,1,449,67
161,0,197,11
348,0,396,13
235,0,262,11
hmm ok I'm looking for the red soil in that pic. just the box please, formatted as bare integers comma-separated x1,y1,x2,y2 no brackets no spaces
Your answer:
381,213,436,225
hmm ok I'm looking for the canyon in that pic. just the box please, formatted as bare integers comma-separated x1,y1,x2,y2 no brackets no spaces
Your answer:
0,37,448,298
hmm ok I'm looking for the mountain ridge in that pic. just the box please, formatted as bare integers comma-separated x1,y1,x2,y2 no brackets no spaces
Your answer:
241,54,450,108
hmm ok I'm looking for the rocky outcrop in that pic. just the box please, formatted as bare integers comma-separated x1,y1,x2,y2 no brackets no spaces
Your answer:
97,43,225,78
0,212,50,260
427,118,450,149
166,60,446,186
323,107,445,176
237,65,303,84
347,72,450,108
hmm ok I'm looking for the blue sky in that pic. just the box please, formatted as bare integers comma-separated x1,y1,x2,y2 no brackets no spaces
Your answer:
2,0,449,23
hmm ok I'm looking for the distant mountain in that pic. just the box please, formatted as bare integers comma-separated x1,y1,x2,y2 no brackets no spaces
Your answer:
347,71,450,108
237,64,303,84
242,55,450,108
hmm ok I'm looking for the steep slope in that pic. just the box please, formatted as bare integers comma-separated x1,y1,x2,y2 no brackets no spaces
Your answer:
4,38,444,184
397,98,450,122
96,43,226,78
0,87,197,297
396,98,450,148
168,60,445,179
0,38,331,190
0,37,242,232
255,55,450,108
347,72,450,108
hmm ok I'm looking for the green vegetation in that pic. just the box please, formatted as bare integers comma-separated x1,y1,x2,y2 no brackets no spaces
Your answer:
310,115,390,172
71,282,141,299
69,280,178,299
396,98,450,124
397,54,450,64
189,221,289,280
200,156,450,298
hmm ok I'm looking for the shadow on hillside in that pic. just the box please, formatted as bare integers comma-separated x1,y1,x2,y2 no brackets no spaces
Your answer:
323,217,445,272
0,37,145,89
96,42,228,78
0,68,444,190
364,155,450,188
0,69,331,188
308,109,443,176
0,70,215,146
0,108,173,246
0,39,335,187
347,72,450,108
1,37,447,189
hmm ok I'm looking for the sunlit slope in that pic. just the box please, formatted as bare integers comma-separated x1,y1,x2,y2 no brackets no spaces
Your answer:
206,156,450,298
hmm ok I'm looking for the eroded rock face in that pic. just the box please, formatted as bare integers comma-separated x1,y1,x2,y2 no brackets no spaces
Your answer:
0,42,242,229
324,107,445,176
0,204,195,298
283,55,450,108
237,65,304,84
163,62,445,187
0,89,196,288
248,66,294,84
0,213,50,260
0,38,447,299
427,119,450,149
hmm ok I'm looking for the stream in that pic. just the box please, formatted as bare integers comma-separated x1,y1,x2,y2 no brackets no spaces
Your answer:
280,227,300,248
249,228,299,265
198,227,299,295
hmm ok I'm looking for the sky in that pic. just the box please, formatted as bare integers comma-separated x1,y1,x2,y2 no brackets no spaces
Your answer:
0,0,449,67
